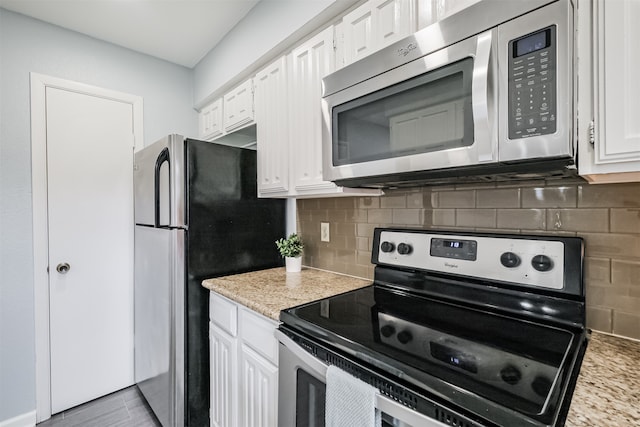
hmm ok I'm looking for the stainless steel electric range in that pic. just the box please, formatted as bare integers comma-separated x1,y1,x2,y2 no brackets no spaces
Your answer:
277,228,589,427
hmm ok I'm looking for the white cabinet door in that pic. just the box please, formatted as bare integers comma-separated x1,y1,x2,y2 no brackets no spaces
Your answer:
199,98,223,140
417,0,480,29
290,27,339,194
240,344,278,427
224,79,254,132
342,0,416,66
579,0,640,183
372,0,417,48
255,57,290,196
210,323,237,427
342,2,374,65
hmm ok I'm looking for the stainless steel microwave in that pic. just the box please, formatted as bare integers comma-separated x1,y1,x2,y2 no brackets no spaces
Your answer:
321,0,576,188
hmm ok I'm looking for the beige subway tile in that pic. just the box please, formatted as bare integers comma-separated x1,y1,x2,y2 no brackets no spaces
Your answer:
456,209,496,228
530,230,577,237
297,199,319,210
428,192,438,208
406,191,426,208
435,190,475,208
336,235,357,252
546,209,609,232
392,209,423,226
358,197,380,209
611,208,640,233
497,209,546,230
380,195,407,209
346,209,368,223
611,259,640,286
586,306,613,333
336,249,356,264
335,222,356,238
600,291,640,313
584,257,611,284
476,188,520,208
586,285,608,305
344,264,374,280
612,311,640,340
309,209,330,222
495,180,550,189
334,198,356,209
356,250,372,266
580,233,640,259
317,199,336,210
367,209,393,224
327,209,347,222
356,223,378,238
356,237,371,252
579,182,640,208
429,209,456,227
521,186,577,208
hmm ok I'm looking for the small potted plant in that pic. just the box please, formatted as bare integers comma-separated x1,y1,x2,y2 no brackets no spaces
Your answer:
275,233,304,273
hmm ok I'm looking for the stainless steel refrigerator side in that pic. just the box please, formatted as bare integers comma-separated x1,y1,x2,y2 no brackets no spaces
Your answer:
134,225,173,426
171,228,185,427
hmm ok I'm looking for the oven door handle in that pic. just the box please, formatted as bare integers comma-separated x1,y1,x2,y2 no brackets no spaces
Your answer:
276,330,451,427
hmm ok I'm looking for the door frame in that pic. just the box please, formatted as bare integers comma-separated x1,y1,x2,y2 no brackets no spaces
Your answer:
30,73,144,422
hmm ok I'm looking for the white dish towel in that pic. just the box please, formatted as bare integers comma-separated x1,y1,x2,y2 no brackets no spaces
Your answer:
325,365,381,427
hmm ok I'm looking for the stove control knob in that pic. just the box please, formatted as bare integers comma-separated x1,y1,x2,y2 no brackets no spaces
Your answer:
380,241,395,253
531,255,554,272
397,243,413,255
380,324,395,338
500,365,522,385
531,375,553,398
396,330,413,344
500,252,521,268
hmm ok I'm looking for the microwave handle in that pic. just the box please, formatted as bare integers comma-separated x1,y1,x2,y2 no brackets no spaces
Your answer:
472,30,497,163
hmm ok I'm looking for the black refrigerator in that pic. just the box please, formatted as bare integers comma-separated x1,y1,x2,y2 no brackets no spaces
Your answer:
133,135,285,426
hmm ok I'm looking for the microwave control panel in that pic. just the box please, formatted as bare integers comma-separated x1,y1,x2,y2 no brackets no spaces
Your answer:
508,26,557,139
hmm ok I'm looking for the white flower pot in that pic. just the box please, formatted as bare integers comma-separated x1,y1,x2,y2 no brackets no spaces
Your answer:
285,256,302,273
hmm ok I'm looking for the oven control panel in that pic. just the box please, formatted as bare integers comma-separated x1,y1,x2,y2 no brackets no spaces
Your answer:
376,230,565,290
376,312,557,405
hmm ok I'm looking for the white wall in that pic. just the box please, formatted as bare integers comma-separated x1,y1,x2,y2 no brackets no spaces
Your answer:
193,0,358,106
0,8,197,422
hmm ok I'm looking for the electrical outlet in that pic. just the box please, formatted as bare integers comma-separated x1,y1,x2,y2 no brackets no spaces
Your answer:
320,222,330,242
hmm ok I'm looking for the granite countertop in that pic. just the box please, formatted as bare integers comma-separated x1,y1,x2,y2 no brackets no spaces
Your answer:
202,266,370,320
202,267,640,426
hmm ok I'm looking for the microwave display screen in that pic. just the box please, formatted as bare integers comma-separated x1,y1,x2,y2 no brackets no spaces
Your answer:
514,29,550,57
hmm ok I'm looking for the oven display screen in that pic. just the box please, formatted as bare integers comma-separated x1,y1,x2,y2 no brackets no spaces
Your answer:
431,342,478,373
444,240,464,249
430,238,477,261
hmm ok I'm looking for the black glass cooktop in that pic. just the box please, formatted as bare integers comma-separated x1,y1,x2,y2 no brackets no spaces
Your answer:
281,284,585,425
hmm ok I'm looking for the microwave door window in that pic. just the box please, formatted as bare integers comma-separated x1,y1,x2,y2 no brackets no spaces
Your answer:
333,58,474,166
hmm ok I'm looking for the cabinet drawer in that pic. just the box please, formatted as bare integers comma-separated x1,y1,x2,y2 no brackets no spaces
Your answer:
209,292,238,336
239,308,278,365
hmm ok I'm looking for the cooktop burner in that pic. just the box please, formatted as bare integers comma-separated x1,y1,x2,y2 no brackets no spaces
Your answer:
280,228,589,427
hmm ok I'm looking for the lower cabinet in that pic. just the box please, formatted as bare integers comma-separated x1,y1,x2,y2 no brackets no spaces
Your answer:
209,291,279,427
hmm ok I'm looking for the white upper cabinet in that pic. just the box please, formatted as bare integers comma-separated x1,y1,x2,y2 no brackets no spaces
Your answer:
198,98,223,140
341,0,417,67
579,0,640,183
224,79,254,132
290,27,338,194
255,57,290,196
417,0,481,29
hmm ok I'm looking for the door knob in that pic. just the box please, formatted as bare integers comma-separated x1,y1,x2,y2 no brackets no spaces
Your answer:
56,263,70,274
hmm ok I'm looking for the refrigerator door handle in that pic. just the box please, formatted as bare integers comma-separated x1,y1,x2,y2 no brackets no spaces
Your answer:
154,147,170,228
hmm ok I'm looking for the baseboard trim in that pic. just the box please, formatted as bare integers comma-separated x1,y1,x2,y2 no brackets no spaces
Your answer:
0,411,36,427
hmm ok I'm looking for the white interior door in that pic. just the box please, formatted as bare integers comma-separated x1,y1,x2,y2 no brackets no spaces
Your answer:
46,86,135,413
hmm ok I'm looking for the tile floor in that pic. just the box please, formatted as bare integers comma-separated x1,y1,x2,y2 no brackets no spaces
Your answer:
36,386,161,426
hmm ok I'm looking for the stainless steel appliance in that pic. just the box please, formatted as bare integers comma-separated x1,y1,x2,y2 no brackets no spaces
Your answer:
134,135,285,426
321,0,576,188
277,228,588,426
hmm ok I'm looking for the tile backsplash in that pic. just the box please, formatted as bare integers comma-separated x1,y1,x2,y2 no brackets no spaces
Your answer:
297,180,640,340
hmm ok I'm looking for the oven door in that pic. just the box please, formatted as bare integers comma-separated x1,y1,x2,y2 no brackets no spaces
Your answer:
321,29,497,186
276,330,448,427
